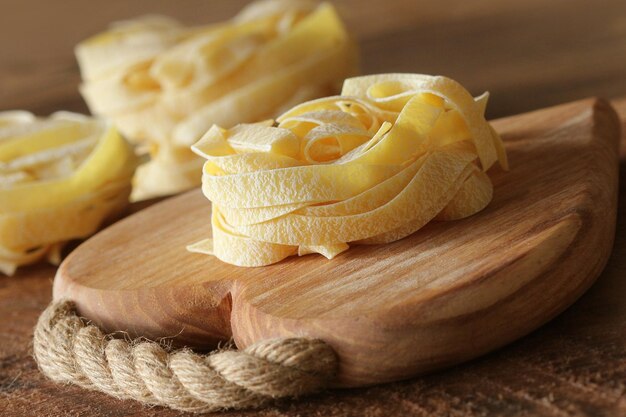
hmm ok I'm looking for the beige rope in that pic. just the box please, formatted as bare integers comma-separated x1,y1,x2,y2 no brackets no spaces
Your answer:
33,300,337,413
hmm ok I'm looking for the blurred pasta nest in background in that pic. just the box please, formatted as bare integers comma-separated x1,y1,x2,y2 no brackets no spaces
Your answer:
0,112,138,275
76,0,358,201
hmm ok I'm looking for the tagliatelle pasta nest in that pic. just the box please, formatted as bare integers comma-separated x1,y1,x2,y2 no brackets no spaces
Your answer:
76,0,358,201
188,74,509,267
0,111,138,275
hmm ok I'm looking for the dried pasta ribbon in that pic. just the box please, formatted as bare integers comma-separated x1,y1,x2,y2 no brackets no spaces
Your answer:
188,74,508,267
0,112,138,275
76,0,358,201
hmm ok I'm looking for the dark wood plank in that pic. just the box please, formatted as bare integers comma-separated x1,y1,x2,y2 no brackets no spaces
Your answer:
1,0,626,415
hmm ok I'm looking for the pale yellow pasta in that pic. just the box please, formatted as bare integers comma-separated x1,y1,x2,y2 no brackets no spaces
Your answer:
0,112,138,275
76,0,358,201
188,74,508,267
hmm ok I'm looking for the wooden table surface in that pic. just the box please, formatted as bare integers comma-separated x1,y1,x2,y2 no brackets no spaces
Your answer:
1,1,626,416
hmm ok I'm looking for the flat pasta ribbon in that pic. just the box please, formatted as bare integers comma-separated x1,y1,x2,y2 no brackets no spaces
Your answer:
188,74,508,267
76,0,358,201
0,111,138,275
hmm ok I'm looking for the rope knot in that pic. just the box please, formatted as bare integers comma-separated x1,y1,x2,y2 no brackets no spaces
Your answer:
33,299,337,412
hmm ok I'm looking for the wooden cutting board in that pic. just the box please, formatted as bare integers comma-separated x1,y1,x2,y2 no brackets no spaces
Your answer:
53,98,620,388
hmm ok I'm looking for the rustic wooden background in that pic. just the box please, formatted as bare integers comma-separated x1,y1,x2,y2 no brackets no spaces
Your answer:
1,0,626,416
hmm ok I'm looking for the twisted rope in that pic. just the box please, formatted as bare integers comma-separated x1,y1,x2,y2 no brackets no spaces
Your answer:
33,300,337,413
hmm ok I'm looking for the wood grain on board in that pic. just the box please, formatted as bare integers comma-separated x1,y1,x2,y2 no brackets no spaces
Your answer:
53,98,620,387
2,0,626,415
1,98,625,416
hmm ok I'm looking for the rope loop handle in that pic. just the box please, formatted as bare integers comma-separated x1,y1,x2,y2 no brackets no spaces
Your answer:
33,300,337,413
